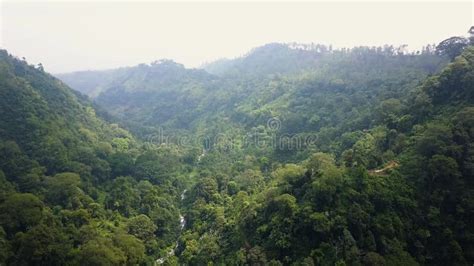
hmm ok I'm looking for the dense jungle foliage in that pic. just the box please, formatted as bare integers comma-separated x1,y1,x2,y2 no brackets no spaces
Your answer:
1,35,473,265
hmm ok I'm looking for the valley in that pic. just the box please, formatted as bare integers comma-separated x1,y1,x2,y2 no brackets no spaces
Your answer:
1,37,474,265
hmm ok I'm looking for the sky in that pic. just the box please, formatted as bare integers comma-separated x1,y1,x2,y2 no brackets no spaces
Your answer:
1,0,473,73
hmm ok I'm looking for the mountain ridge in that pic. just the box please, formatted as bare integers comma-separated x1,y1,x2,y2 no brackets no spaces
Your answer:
1,39,473,264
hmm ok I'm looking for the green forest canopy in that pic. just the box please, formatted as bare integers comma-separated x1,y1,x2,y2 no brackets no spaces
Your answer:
1,35,473,265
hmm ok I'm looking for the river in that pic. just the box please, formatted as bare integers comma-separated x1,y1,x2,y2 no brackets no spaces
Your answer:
156,189,187,265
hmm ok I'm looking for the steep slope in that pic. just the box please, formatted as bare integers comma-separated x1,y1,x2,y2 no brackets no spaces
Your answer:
0,50,188,265
175,47,474,265
59,44,445,142
95,60,219,130
0,50,129,177
59,60,220,133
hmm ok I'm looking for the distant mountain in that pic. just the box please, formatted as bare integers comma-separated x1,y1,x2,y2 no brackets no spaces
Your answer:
57,60,215,98
55,68,130,98
57,43,445,138
203,43,325,76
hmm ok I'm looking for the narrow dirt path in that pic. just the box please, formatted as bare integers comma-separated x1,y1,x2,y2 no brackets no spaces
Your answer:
368,161,399,176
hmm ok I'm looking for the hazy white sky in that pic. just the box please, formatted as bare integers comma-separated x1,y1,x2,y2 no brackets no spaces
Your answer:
1,0,473,73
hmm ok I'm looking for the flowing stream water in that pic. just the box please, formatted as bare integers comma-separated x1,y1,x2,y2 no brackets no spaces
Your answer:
156,189,187,265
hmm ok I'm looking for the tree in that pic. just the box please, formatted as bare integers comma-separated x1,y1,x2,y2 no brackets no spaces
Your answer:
11,224,71,265
105,176,139,216
108,152,134,177
0,227,11,264
262,194,298,254
0,171,14,201
76,238,126,265
127,214,157,242
244,245,268,265
0,141,36,180
112,233,146,265
436,36,469,60
362,252,385,266
111,137,130,152
193,177,218,202
44,172,83,208
134,150,179,183
352,133,378,168
0,193,44,234
427,155,461,187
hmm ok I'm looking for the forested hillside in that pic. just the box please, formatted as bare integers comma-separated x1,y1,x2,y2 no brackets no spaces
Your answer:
0,50,194,264
59,44,444,140
177,46,474,265
1,36,473,265
174,45,473,265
